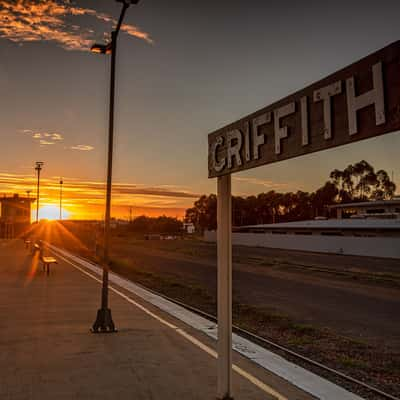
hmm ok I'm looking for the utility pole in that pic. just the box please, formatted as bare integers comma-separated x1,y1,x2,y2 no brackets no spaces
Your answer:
59,178,63,220
35,162,44,223
26,190,32,224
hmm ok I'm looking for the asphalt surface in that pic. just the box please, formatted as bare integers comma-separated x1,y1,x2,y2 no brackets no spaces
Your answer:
0,239,314,400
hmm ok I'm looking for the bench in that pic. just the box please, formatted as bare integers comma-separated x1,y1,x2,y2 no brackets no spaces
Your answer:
31,242,58,275
41,256,58,276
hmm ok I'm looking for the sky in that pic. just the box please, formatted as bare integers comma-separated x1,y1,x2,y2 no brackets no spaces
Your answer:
0,0,400,220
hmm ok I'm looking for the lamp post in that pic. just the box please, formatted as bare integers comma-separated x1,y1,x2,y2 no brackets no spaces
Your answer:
91,0,140,333
35,162,44,223
59,178,63,221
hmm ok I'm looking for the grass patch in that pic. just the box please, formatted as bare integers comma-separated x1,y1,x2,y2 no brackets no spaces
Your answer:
288,323,318,336
339,355,370,369
110,257,216,314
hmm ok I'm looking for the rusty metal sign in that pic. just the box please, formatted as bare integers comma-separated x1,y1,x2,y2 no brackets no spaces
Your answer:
208,41,400,178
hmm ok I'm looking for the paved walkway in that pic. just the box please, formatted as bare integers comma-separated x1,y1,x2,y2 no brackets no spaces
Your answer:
0,240,314,400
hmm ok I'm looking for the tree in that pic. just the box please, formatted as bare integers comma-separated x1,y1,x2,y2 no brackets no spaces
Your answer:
329,160,396,202
130,216,183,234
185,194,217,232
312,182,338,217
373,170,396,199
185,161,396,230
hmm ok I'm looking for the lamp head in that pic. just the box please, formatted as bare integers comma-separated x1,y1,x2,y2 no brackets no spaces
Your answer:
35,161,44,170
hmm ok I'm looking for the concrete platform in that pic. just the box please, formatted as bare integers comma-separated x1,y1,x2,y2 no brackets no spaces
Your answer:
0,240,316,400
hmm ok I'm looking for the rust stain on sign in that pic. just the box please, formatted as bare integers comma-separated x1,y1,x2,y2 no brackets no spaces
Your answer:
208,41,400,178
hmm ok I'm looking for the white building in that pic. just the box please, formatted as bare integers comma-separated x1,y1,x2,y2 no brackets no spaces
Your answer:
183,222,195,234
328,199,400,219
204,200,400,259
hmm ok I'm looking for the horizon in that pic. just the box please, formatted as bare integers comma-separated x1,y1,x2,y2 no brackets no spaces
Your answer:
1,1,400,220
1,158,397,222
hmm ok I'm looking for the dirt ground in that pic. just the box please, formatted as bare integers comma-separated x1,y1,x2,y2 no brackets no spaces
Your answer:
110,237,400,351
42,223,400,397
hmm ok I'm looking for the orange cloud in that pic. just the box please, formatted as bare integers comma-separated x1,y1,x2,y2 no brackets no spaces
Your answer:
121,23,153,44
0,172,198,219
39,140,54,146
0,0,153,51
70,144,94,151
233,176,291,190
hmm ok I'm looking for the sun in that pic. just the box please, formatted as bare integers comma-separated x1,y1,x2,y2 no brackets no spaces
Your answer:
38,205,70,221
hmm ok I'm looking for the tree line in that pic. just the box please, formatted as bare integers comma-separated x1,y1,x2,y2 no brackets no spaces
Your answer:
185,160,396,231
126,215,183,234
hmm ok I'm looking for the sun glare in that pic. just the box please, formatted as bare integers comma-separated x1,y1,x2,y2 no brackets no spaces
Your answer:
37,205,70,221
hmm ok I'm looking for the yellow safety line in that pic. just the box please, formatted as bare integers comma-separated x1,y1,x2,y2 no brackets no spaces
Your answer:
53,250,288,400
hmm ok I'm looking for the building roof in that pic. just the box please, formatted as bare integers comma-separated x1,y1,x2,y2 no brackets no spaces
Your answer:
238,218,400,231
1,194,36,203
328,199,400,209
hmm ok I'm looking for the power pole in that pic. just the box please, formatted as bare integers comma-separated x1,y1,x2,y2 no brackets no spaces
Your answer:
35,162,44,223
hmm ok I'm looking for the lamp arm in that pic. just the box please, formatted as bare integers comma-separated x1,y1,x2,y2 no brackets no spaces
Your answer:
114,3,129,38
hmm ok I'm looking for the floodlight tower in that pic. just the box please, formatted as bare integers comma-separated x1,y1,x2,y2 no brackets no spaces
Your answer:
35,162,44,223
90,0,141,333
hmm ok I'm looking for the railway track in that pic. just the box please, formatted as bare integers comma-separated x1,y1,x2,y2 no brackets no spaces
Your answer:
46,244,399,400
129,279,399,400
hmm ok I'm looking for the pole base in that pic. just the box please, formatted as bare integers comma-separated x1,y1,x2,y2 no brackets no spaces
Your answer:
91,308,117,333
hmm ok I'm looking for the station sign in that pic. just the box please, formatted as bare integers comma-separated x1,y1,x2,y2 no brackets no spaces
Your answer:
208,41,400,178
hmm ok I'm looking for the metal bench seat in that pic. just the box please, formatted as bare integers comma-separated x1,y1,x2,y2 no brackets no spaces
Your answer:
41,256,58,275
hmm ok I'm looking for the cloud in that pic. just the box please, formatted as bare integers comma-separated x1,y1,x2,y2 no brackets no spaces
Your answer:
39,140,54,146
0,172,198,219
50,133,63,141
70,144,94,151
121,24,153,44
0,172,199,200
22,129,64,144
233,176,290,190
21,129,96,151
0,0,153,52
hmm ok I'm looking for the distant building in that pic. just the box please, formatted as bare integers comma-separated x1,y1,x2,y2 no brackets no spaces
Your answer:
231,218,400,237
204,199,400,259
0,194,35,239
183,222,195,234
328,199,400,219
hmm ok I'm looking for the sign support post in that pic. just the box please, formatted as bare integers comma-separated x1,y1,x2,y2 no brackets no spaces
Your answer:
217,174,233,400
208,41,400,400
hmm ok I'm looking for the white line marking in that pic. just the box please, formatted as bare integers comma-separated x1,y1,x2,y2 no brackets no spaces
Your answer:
53,251,287,400
48,244,365,400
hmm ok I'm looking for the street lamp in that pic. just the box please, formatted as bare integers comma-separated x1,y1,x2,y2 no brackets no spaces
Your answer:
35,162,44,223
59,178,63,221
91,0,140,333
